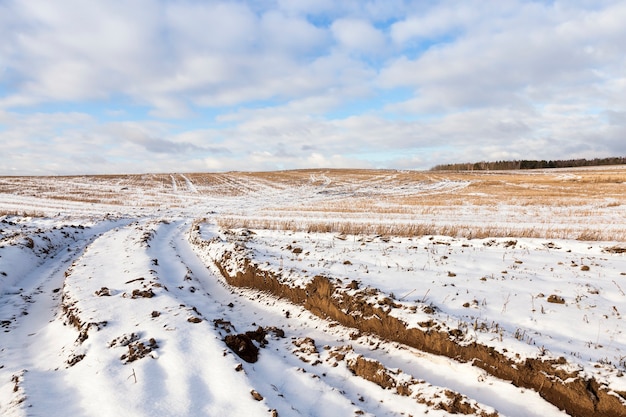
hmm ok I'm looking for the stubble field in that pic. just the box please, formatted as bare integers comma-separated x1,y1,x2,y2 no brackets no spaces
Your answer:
0,167,625,417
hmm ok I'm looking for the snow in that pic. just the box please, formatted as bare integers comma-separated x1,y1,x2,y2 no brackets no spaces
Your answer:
227,229,626,381
0,169,624,416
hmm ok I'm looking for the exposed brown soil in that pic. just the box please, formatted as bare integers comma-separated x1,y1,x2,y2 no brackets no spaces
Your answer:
547,294,566,304
294,340,497,415
347,355,396,390
60,284,107,344
66,354,85,367
131,288,155,299
205,238,626,417
224,325,286,363
109,332,139,348
224,333,259,363
120,338,158,363
94,287,111,296
604,245,626,254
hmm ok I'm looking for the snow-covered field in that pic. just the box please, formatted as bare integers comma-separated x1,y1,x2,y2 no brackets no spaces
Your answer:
0,168,625,416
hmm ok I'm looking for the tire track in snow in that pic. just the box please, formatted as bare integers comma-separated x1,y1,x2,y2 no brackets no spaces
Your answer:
0,219,130,416
130,220,470,416
179,175,198,194
154,221,375,416
32,219,271,417
0,218,570,416
170,175,178,193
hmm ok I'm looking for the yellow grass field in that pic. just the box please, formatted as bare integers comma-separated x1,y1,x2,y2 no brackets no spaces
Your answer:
1,165,625,240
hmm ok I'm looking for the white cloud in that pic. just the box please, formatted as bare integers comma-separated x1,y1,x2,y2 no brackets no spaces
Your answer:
260,11,329,54
164,2,258,53
390,3,480,45
380,1,626,114
331,18,387,54
0,0,625,174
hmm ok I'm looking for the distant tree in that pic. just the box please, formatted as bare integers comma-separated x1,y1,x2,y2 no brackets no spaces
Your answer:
430,156,626,171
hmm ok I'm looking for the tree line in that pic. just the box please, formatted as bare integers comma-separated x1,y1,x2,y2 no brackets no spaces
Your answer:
430,157,626,171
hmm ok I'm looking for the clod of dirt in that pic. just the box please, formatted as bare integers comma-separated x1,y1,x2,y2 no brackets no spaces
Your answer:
187,316,202,323
437,390,493,416
121,338,158,363
293,337,318,358
94,287,111,296
224,333,259,363
544,242,561,249
422,305,436,314
109,332,139,348
66,354,86,367
603,245,626,254
214,318,235,333
246,326,268,347
76,321,107,344
347,355,395,390
151,310,160,318
547,294,566,304
265,326,286,339
131,288,154,298
250,390,263,401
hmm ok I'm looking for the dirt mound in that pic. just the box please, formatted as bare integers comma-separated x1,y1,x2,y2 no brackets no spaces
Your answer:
223,325,285,363
224,333,260,363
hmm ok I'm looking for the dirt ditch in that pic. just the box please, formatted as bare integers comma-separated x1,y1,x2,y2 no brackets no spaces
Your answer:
200,235,626,417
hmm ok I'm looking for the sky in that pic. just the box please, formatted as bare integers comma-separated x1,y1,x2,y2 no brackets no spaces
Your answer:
1,0,625,175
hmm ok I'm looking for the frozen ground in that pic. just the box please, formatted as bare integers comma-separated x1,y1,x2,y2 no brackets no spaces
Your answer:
0,168,625,416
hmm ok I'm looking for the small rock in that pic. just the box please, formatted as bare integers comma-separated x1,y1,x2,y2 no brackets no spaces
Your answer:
95,287,111,297
251,390,263,401
547,294,565,304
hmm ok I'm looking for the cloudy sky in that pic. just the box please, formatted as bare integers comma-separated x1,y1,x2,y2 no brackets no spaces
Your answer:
1,0,625,175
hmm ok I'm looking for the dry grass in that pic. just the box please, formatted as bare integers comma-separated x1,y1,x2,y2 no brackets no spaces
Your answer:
2,167,625,240
214,167,626,241
0,209,46,218
216,217,626,241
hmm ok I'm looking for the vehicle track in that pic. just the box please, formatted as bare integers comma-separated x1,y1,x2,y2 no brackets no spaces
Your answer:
0,219,129,416
0,218,551,416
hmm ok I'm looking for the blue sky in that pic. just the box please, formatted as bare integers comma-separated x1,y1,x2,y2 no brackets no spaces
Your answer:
1,0,625,175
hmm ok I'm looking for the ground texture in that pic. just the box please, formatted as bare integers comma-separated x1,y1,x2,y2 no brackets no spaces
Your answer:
1,168,625,416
